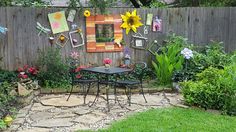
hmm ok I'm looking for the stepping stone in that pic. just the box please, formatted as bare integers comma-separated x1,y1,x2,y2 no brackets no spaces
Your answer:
73,114,104,124
70,123,90,131
31,118,73,128
54,113,76,118
74,108,91,115
41,96,84,107
31,103,54,111
17,127,50,132
30,112,54,121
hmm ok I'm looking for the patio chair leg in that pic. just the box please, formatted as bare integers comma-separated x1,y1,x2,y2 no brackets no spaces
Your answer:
67,84,74,101
141,84,147,103
90,82,100,107
128,87,131,106
106,86,110,112
114,86,117,104
84,83,91,104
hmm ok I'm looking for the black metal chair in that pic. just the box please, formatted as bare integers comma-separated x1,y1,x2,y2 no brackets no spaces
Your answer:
66,63,98,104
116,62,148,106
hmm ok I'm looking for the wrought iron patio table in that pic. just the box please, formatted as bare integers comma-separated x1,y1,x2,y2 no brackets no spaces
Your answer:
82,67,133,111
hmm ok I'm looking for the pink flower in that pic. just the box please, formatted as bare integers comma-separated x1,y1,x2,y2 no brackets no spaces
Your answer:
103,58,112,64
70,51,79,60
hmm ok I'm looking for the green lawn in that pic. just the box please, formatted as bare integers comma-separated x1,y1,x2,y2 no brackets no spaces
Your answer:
86,107,236,132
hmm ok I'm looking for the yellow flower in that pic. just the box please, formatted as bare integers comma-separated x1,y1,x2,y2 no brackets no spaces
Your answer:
84,10,91,17
121,10,143,34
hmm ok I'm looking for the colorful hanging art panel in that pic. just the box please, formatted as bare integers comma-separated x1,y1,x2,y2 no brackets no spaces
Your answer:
48,11,69,34
153,16,162,32
86,15,123,52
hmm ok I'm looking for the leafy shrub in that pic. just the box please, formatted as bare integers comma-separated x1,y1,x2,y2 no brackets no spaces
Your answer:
181,67,236,115
149,0,167,8
0,82,18,119
0,70,17,83
152,35,185,85
174,41,231,81
0,119,6,129
36,48,70,89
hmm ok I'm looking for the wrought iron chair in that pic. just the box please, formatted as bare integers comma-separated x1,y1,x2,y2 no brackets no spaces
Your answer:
66,63,98,104
116,62,148,106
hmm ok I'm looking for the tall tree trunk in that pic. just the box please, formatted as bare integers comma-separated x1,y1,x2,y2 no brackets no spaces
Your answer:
139,0,152,6
129,0,140,8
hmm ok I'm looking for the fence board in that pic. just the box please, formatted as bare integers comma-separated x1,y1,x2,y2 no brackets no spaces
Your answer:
0,7,236,70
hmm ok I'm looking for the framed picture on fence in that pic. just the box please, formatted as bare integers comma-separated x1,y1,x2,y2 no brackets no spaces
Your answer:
131,33,148,50
86,15,123,52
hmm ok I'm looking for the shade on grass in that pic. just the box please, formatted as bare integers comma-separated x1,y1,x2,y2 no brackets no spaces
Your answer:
98,107,236,132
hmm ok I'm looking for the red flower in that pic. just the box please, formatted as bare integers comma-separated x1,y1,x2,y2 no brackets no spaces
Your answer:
103,58,112,64
18,74,28,79
75,67,82,72
75,65,88,72
32,70,38,75
23,65,28,70
28,67,38,75
17,67,23,72
76,74,82,79
22,74,28,79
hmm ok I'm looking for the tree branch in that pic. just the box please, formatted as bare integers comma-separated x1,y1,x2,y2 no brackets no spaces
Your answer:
129,0,140,8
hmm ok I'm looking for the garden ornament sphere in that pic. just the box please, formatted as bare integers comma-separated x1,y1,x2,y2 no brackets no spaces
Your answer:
4,115,13,126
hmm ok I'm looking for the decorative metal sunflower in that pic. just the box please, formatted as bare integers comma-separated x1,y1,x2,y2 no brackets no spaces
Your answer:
121,10,143,34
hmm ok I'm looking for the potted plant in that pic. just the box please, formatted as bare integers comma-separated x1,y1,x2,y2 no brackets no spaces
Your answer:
103,58,112,70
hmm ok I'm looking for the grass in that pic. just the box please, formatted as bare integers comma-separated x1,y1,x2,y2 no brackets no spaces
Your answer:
78,107,236,132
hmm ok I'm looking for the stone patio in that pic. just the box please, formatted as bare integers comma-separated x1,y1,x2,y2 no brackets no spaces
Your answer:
7,92,184,132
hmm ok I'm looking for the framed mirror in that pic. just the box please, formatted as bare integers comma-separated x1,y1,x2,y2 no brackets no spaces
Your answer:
86,15,123,52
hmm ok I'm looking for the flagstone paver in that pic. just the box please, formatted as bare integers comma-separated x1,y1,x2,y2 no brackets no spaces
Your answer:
8,93,185,131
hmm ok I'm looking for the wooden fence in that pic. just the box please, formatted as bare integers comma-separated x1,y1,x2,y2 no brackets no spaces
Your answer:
0,7,236,70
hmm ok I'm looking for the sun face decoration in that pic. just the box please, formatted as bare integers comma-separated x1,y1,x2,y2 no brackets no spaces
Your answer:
121,10,143,34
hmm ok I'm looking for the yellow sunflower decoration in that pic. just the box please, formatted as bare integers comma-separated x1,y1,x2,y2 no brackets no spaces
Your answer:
121,10,143,34
84,10,91,17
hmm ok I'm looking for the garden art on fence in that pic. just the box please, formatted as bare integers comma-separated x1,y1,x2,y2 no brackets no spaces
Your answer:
0,7,236,130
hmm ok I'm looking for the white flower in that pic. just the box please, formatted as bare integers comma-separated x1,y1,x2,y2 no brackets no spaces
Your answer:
181,48,193,59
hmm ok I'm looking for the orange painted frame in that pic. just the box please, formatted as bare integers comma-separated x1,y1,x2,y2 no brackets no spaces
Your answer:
86,15,123,52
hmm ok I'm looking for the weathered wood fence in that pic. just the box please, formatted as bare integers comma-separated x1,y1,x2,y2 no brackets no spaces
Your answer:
0,7,236,70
